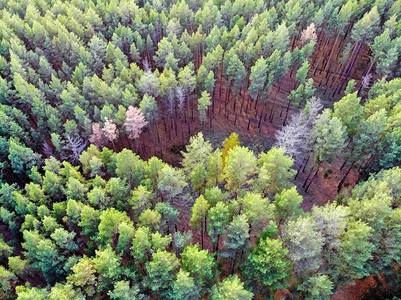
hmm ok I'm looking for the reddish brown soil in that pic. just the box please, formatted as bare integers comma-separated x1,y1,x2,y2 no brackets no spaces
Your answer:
333,277,377,300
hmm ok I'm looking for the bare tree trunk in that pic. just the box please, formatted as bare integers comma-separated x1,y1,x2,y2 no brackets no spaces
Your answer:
305,161,323,192
313,36,330,75
337,161,355,192
338,41,363,93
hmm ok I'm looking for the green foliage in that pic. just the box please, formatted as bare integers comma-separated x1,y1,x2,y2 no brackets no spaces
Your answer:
224,146,257,196
255,147,296,195
298,274,334,299
181,244,217,287
274,187,303,222
145,250,180,296
211,275,253,300
97,208,131,247
243,237,292,294
198,91,212,123
169,270,200,300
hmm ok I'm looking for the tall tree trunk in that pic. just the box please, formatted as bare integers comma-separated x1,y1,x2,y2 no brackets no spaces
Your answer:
313,36,330,75
337,161,355,192
338,41,363,93
305,161,323,192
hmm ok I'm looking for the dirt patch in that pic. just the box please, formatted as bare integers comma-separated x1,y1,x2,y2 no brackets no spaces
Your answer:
333,277,377,300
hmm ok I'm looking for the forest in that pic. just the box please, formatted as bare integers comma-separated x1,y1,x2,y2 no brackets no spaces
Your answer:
0,0,401,299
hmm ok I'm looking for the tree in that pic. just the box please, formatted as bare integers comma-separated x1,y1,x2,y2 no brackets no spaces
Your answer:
190,163,207,195
224,146,257,197
125,106,147,141
115,149,144,187
222,214,250,271
145,250,180,297
169,270,200,300
102,117,118,151
131,185,152,220
243,237,292,295
238,193,272,228
298,274,334,299
108,281,143,300
305,109,347,192
328,221,374,287
139,94,158,123
208,202,230,252
249,58,267,101
181,244,217,288
139,208,161,231
198,91,212,124
8,138,42,176
116,222,135,254
255,147,295,195
211,275,253,300
206,149,223,186
22,231,63,284
221,132,240,166
97,208,131,247
157,165,187,201
92,246,122,291
181,132,212,174
89,123,107,148
274,187,303,224
300,23,317,46
283,215,324,275
136,72,160,98
190,195,209,249
67,256,97,297
333,92,363,137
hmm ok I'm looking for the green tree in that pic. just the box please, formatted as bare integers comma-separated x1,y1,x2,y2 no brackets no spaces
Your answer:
206,149,223,186
169,270,200,300
224,146,257,198
222,214,250,272
211,275,253,300
145,250,180,297
208,202,230,252
274,187,303,224
190,195,209,249
157,165,187,201
249,57,267,101
243,237,292,296
328,220,374,287
108,280,143,300
198,91,212,124
333,92,363,137
97,208,131,247
181,132,212,174
115,149,144,187
255,147,295,195
298,274,334,299
181,244,217,288
190,163,207,195
8,138,42,176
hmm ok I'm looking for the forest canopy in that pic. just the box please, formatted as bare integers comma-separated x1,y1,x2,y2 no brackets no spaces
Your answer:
0,0,401,299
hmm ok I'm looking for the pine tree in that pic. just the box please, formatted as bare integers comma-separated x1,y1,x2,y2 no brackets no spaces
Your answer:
198,91,212,124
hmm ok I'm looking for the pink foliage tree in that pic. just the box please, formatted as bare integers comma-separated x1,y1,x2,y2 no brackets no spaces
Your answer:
125,106,148,139
102,117,118,151
89,123,107,148
125,106,148,152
